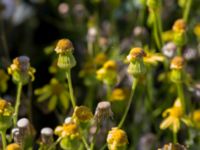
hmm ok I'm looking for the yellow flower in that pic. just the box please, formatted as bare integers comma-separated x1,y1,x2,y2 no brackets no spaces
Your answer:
126,47,146,62
107,128,128,150
0,99,14,116
160,98,191,133
34,78,69,111
96,60,117,86
94,53,107,66
162,30,174,42
170,56,184,70
7,56,36,84
172,19,186,33
73,106,93,123
192,110,200,128
55,39,74,54
54,122,79,139
144,52,165,65
0,69,9,93
194,23,200,39
6,143,21,150
110,88,129,101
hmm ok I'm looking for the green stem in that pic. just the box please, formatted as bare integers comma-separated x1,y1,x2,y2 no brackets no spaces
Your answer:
47,137,62,150
81,135,90,150
173,132,178,143
183,0,193,23
177,46,182,56
66,70,76,109
155,10,164,47
118,78,138,128
14,82,23,126
1,130,7,150
100,144,107,150
176,83,185,112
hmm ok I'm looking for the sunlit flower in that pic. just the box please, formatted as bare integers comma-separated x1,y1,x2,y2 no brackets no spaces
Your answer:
34,78,69,111
0,69,9,93
160,98,191,133
73,106,93,123
54,122,79,139
170,56,184,70
107,127,128,150
173,19,186,33
6,143,21,150
8,56,35,84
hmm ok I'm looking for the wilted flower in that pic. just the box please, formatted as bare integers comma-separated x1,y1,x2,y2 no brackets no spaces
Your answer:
40,127,54,145
54,39,76,69
183,47,197,61
8,56,35,84
0,69,9,93
160,98,191,133
94,101,113,124
96,60,117,86
34,78,69,111
162,42,177,58
6,143,21,150
73,106,93,123
107,127,128,150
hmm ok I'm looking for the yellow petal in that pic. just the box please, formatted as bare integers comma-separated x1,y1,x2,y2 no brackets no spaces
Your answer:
160,116,174,130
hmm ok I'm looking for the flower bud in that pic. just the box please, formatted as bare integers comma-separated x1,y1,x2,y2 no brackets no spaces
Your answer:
127,47,146,77
107,128,128,150
0,99,14,131
170,56,186,83
55,39,76,69
94,101,113,124
172,19,187,47
7,56,35,85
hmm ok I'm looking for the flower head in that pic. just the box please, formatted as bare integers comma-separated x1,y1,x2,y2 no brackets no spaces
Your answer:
55,39,74,54
34,78,69,111
170,56,184,70
127,47,146,62
0,99,14,116
96,60,117,86
107,128,128,150
110,88,129,101
173,19,186,33
160,98,191,133
8,56,35,84
54,122,79,139
73,106,93,123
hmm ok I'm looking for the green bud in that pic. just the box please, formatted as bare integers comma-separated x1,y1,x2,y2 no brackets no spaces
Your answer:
128,59,146,77
170,69,185,83
173,31,187,47
57,53,76,69
60,137,80,150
